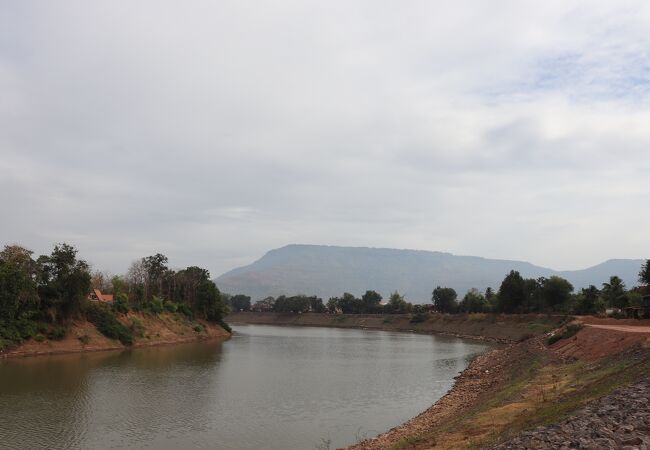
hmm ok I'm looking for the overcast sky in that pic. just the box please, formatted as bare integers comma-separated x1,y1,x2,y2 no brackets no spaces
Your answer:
1,1,649,277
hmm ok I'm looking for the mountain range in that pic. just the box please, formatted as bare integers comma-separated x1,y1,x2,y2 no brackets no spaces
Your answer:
215,244,644,302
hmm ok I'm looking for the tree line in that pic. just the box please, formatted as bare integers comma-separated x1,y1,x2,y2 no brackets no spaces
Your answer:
227,259,650,316
0,243,228,350
433,261,649,315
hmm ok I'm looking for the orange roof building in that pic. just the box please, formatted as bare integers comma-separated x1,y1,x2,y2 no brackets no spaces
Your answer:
88,289,114,304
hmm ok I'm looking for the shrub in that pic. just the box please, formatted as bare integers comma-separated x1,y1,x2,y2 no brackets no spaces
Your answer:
163,300,178,313
218,320,232,333
129,317,145,338
177,303,193,318
410,312,429,323
147,297,164,315
78,334,90,345
547,324,584,346
193,324,206,333
34,334,46,343
46,326,67,341
86,302,134,345
112,294,129,314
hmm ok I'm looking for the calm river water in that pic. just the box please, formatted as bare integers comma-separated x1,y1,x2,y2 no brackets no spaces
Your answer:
0,324,492,449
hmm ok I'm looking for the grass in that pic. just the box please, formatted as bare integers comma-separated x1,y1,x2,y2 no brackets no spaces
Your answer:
389,345,649,450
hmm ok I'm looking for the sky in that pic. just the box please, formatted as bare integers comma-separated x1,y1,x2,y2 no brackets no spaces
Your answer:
1,0,649,277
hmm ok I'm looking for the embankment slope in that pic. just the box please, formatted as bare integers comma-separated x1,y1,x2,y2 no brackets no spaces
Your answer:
348,318,650,450
227,312,566,343
2,312,230,358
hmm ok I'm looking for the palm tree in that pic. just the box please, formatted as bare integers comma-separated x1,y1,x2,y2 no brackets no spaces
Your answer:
601,276,628,310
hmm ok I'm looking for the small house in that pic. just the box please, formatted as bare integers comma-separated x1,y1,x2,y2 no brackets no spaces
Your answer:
88,289,114,305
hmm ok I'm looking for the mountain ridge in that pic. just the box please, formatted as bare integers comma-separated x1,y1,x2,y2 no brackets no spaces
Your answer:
215,244,643,302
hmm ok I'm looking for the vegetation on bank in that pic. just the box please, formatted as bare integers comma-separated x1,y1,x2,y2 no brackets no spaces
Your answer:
0,243,229,350
226,259,650,318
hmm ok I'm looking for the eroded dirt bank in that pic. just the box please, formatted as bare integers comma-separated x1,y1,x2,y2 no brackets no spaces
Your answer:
2,312,231,359
346,318,650,450
227,312,566,343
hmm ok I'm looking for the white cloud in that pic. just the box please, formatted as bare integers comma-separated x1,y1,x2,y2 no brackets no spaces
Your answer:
0,0,648,274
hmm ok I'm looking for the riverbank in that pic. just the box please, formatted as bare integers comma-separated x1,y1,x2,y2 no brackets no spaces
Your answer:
347,317,650,449
227,311,567,343
1,312,231,359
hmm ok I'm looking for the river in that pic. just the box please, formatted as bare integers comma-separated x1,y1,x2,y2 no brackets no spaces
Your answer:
0,324,492,449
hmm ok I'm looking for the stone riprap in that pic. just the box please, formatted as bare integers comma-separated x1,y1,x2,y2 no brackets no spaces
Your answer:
494,379,650,450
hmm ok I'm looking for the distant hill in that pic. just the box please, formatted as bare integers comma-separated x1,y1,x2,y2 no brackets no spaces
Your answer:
215,244,644,302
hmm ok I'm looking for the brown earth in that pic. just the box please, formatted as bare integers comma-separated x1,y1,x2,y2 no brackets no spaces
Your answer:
227,312,567,343
345,318,650,450
1,312,230,359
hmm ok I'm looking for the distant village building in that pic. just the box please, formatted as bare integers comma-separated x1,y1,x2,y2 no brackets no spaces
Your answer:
88,289,114,305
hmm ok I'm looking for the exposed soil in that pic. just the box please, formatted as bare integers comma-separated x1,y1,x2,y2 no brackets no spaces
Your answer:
347,338,548,450
228,312,566,343
1,312,230,359
344,319,650,450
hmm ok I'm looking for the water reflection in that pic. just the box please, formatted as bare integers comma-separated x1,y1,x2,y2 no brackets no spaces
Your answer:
0,326,492,449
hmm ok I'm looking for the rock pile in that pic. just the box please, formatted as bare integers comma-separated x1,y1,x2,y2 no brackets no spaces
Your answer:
494,379,650,450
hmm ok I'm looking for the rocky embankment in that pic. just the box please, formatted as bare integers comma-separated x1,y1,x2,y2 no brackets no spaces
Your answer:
228,312,566,343
494,379,650,450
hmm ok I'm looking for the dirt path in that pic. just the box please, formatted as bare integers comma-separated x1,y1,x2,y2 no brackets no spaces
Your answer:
583,323,650,333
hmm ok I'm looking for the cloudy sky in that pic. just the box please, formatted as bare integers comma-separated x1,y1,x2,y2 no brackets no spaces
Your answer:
1,1,649,276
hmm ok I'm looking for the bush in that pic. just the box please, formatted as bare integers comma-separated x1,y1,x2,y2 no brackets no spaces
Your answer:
86,302,134,345
547,324,583,346
218,320,232,333
129,317,145,338
112,295,129,314
607,310,626,320
46,326,67,341
193,324,206,333
147,297,164,315
78,334,90,345
177,303,193,318
163,300,178,313
410,312,429,323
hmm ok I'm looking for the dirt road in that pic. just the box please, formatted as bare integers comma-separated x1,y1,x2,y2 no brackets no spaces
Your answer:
584,323,650,333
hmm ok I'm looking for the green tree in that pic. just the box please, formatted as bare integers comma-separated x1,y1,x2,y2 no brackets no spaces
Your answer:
229,294,251,312
639,259,650,285
37,243,91,321
459,288,488,313
496,270,525,313
601,276,628,310
386,291,411,314
432,286,457,313
573,285,604,315
361,290,382,313
539,276,574,312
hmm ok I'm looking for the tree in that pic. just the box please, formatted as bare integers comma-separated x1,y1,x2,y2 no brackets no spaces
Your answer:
326,297,339,313
308,296,326,313
601,276,628,310
141,253,169,300
361,290,382,313
639,259,650,285
385,291,411,314
432,286,457,313
573,285,604,315
459,288,488,313
229,294,251,312
539,276,574,312
496,271,525,313
36,243,91,320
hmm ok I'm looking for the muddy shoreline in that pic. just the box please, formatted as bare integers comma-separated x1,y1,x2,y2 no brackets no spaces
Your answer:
227,311,567,344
